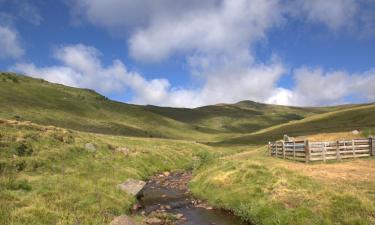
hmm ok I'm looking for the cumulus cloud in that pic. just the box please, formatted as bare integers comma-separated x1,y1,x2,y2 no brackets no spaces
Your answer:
26,0,373,107
11,43,287,107
267,67,375,106
128,0,282,62
13,44,171,104
0,25,24,59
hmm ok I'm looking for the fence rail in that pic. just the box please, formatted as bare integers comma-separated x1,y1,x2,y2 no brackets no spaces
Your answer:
268,137,375,163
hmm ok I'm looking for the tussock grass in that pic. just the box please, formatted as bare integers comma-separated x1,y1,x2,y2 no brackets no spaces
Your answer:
190,147,375,225
0,120,212,224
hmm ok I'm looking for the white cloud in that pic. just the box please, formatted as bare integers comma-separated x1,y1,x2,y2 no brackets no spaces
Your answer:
0,25,24,59
267,67,375,106
128,0,282,62
16,1,372,107
13,44,171,103
12,43,287,108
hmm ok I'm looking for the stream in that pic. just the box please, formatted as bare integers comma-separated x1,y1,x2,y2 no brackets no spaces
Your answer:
136,171,246,225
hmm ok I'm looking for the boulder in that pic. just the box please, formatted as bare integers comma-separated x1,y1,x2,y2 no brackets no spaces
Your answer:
352,130,360,135
85,143,96,152
117,179,146,196
109,215,138,225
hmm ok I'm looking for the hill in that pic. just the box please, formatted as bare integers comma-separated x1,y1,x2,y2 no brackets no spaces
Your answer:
218,104,375,145
0,72,353,142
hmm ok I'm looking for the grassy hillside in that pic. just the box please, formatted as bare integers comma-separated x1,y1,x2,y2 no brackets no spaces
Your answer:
0,119,214,225
218,104,375,145
0,72,216,141
145,101,349,134
191,147,375,225
0,72,354,142
2,72,375,225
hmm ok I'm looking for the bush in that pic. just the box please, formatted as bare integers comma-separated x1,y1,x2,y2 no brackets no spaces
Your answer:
192,150,214,169
13,142,33,156
7,179,32,191
14,160,27,172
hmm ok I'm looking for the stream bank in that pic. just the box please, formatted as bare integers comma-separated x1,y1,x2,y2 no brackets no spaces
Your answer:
135,171,247,225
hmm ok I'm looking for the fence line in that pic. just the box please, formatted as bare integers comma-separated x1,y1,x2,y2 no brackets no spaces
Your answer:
268,137,375,163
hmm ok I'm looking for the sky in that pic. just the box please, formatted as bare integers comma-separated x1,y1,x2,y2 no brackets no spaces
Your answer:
1,0,375,108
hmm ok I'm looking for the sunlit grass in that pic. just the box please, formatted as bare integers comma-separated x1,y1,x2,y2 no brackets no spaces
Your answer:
190,146,375,225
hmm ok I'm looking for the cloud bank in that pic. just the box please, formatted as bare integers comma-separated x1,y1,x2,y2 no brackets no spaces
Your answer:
9,0,375,107
0,25,24,59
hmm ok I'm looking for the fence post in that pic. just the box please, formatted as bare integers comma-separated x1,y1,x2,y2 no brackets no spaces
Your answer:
305,140,310,163
282,141,285,159
323,142,326,163
352,140,355,158
293,141,296,161
268,142,271,156
336,140,341,161
370,137,374,156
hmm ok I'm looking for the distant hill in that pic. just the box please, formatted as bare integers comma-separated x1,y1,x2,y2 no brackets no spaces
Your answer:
218,104,375,145
0,72,363,142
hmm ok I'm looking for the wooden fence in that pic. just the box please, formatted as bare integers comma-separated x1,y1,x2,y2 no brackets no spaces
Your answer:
268,137,375,162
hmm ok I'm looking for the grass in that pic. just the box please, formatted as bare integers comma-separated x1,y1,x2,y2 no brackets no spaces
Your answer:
218,104,375,145
2,72,375,224
190,147,375,225
0,72,352,142
0,119,214,225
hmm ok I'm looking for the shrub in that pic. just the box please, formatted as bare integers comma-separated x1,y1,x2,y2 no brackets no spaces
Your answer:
7,179,32,191
13,142,33,156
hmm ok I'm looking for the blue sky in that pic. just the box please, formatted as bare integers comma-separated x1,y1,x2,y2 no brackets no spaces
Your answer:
1,0,375,107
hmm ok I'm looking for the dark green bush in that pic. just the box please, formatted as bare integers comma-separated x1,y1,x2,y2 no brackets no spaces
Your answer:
7,179,32,191
13,142,33,156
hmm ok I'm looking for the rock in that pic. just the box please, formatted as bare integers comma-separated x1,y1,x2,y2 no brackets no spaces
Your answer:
116,147,130,155
131,203,142,213
117,179,146,196
109,215,138,225
85,143,96,152
144,217,163,225
163,171,170,176
175,213,184,219
352,130,360,135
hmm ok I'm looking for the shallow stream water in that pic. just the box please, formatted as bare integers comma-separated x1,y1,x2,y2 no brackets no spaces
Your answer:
137,172,246,225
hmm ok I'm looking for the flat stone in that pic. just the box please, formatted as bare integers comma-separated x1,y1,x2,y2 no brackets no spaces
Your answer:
109,215,138,225
117,179,146,196
144,217,163,225
85,143,96,152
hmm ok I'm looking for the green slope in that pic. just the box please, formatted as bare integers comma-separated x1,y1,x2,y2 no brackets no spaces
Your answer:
218,104,375,145
0,72,332,140
0,72,361,142
142,101,349,135
0,72,216,141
